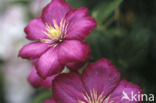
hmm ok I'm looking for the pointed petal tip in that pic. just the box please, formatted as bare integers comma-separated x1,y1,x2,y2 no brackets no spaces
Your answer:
65,7,97,40
18,42,49,59
109,80,143,102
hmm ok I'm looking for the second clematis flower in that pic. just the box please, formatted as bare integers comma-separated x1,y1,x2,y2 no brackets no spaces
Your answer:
47,58,142,103
19,0,96,78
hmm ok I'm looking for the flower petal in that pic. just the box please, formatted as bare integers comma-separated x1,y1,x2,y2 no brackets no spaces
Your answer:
58,40,91,64
18,42,49,59
44,97,56,103
42,0,71,25
24,17,49,40
66,8,90,20
66,8,96,40
36,47,64,78
53,73,86,103
108,80,143,103
28,67,58,88
82,58,120,97
66,61,86,71
66,43,91,71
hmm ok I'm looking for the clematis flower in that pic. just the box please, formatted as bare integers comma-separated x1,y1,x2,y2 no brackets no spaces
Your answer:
28,66,58,88
18,0,96,78
49,58,142,103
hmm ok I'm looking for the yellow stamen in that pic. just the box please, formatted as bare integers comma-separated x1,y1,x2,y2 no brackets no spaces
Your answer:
78,89,114,103
40,39,53,43
42,19,68,41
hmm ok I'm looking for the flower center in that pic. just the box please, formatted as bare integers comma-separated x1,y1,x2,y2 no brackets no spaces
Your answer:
41,19,68,43
78,89,114,103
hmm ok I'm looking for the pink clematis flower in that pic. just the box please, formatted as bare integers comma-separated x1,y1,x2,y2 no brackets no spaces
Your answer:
48,58,142,103
19,0,96,78
28,66,58,88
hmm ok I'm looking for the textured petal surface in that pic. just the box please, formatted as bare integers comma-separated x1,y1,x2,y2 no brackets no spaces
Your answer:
18,42,49,59
36,47,64,78
109,80,143,103
28,67,58,88
42,0,71,25
53,73,86,103
82,58,120,97
44,97,56,103
24,17,49,40
66,8,96,40
58,40,91,64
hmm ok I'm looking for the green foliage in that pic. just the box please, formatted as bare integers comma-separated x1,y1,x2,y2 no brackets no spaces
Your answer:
31,90,51,103
0,61,5,103
87,19,150,69
92,0,123,25
67,0,86,8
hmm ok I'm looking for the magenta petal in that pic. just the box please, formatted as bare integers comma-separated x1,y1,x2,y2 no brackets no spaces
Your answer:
109,80,143,103
28,67,41,88
43,97,56,103
82,58,120,97
36,47,64,78
66,61,86,71
66,8,96,40
58,40,91,65
18,42,49,59
66,52,91,71
53,73,85,103
28,67,57,88
42,0,71,25
66,8,89,20
24,17,49,40
66,43,91,71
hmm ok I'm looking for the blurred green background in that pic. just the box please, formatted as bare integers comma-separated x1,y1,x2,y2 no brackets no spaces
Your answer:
0,0,156,103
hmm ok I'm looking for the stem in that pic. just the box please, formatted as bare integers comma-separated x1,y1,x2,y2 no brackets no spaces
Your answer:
114,1,121,36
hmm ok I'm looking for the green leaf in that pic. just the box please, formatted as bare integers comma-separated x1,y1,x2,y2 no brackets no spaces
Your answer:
92,0,123,25
31,90,51,103
66,0,86,8
87,16,151,68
